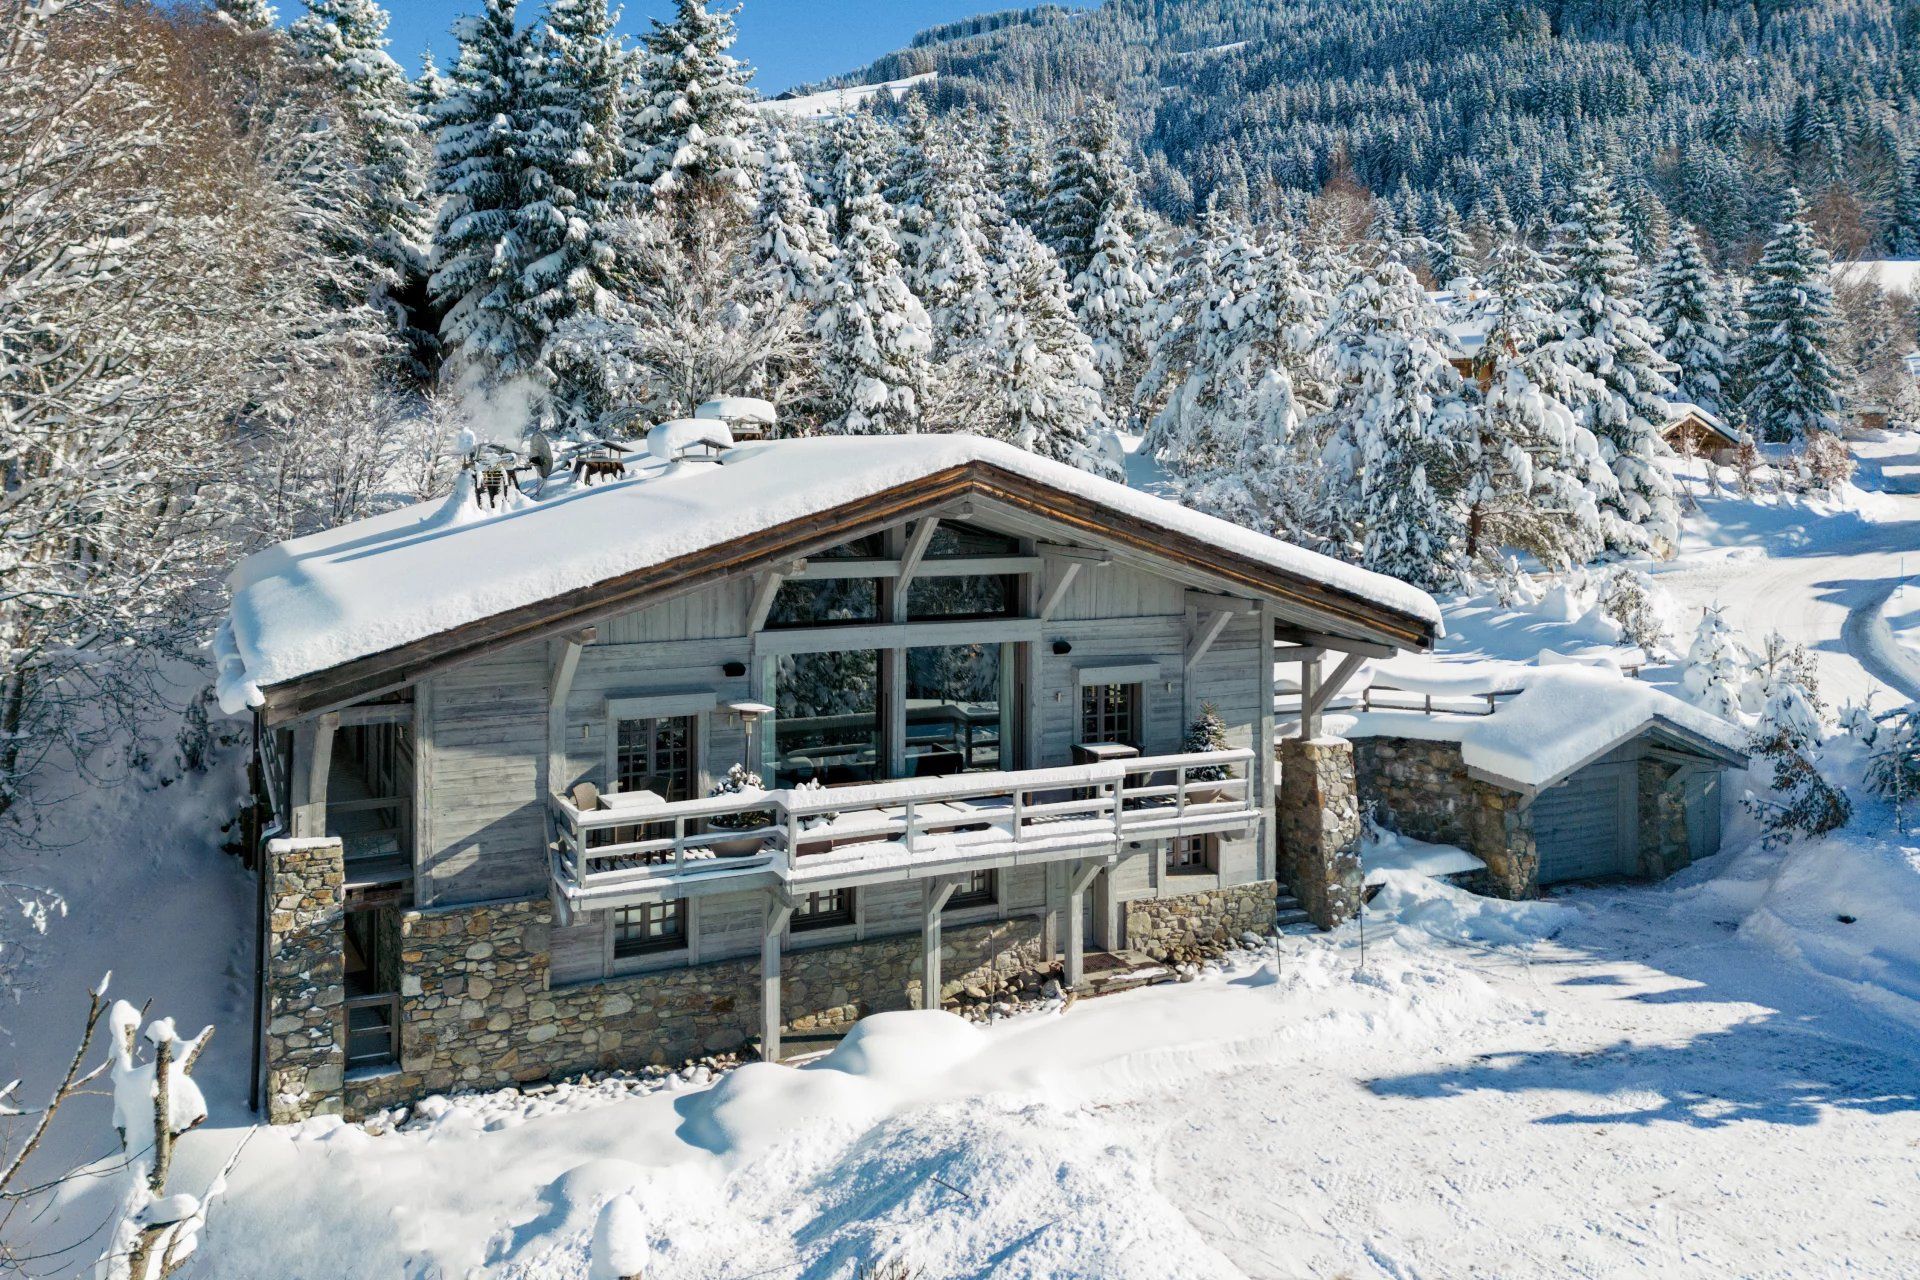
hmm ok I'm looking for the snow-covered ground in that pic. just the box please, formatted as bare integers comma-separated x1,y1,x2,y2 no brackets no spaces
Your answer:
761,73,938,120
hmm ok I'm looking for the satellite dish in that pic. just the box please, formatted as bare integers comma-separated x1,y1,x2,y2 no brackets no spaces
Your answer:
528,430,555,478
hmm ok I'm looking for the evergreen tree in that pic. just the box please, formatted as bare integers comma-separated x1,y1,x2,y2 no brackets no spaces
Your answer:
1319,260,1475,590
1071,199,1156,429
1737,188,1843,442
976,224,1113,474
1682,605,1750,721
1551,163,1680,554
817,171,933,435
1647,223,1733,415
290,0,431,318
912,120,1000,354
1744,634,1850,843
625,0,758,212
754,127,836,308
1466,234,1616,568
411,49,450,121
1425,200,1475,289
1136,202,1233,447
214,0,278,30
1039,101,1131,280
988,110,1047,227
427,0,533,384
515,0,627,428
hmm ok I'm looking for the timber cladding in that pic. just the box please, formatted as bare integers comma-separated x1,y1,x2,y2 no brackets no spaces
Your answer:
259,462,1438,724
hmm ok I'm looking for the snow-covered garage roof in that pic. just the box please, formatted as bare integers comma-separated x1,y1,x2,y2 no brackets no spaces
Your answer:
1327,665,1748,794
216,433,1442,721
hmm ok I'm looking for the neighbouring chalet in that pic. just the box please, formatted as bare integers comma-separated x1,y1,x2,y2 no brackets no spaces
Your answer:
215,427,1739,1124
1660,402,1746,460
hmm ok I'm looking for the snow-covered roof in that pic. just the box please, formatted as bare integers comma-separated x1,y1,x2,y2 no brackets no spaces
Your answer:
1427,289,1491,359
1326,665,1747,792
696,397,776,425
1661,401,1746,446
217,434,1441,716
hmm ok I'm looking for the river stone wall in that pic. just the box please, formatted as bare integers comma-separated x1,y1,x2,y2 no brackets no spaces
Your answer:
1352,737,1537,899
1124,881,1278,960
1277,738,1363,928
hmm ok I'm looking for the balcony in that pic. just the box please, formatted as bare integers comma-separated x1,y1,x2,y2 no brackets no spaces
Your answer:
549,748,1259,912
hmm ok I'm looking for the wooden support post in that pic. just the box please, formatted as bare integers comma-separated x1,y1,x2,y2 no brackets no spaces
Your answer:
289,711,339,838
1064,858,1105,989
547,634,588,806
921,876,961,1009
1299,658,1320,741
1304,650,1371,721
1037,559,1082,622
760,890,795,1062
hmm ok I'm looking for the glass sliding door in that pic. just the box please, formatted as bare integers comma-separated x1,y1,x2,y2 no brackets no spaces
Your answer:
769,649,883,787
905,643,1011,776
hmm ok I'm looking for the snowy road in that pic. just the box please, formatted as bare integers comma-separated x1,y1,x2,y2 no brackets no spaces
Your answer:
1659,435,1920,709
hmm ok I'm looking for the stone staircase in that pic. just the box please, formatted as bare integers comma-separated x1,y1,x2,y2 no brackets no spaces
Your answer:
1274,884,1316,933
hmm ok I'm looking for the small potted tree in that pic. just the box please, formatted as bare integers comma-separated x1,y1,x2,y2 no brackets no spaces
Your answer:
704,763,775,856
1182,703,1233,802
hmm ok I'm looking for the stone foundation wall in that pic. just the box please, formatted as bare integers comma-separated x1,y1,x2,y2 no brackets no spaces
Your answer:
1353,737,1537,899
264,838,346,1124
1637,758,1692,880
1278,738,1362,928
307,896,1048,1119
1124,881,1278,960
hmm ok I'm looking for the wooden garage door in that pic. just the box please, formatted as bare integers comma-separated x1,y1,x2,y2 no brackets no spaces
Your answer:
1534,763,1635,884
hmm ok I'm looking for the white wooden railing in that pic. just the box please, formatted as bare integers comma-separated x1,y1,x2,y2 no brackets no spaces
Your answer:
550,748,1258,904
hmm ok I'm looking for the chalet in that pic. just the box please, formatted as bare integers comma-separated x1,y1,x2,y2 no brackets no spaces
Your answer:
219,429,1441,1121
1660,402,1745,460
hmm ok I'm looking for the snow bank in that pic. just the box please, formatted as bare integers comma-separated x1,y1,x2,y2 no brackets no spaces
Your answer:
1366,870,1578,945
219,434,1439,707
1362,830,1485,886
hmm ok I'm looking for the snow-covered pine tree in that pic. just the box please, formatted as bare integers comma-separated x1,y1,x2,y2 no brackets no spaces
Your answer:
988,109,1047,228
1425,199,1476,289
1183,702,1232,781
1319,260,1475,590
904,114,999,355
1551,162,1681,555
412,49,450,121
515,0,626,431
625,0,758,213
816,168,933,436
1465,233,1618,568
428,0,535,385
1647,222,1732,416
1136,201,1232,450
1737,187,1843,443
1744,634,1849,842
1039,100,1131,281
290,0,432,328
1682,605,1750,721
1890,151,1920,257
214,0,278,30
755,126,836,309
1071,198,1155,429
975,223,1114,475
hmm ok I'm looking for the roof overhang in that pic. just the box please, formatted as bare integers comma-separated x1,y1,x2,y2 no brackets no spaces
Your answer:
255,460,1440,725
1469,715,1750,800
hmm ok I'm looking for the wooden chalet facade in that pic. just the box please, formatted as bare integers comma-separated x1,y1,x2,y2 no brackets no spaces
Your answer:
223,432,1439,1121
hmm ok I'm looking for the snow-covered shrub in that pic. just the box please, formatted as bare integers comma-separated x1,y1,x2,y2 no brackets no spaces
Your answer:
1752,631,1827,721
1867,702,1920,804
588,1194,648,1280
706,764,769,831
1743,663,1849,844
1182,702,1231,781
1596,567,1671,653
1795,430,1856,493
1730,440,1765,495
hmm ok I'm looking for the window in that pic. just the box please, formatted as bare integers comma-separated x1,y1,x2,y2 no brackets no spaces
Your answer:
925,522,1020,558
905,643,1009,774
906,574,1015,620
791,887,855,932
772,650,882,786
1080,683,1142,748
1167,834,1214,875
946,870,996,910
767,577,878,627
614,715,694,800
613,901,685,957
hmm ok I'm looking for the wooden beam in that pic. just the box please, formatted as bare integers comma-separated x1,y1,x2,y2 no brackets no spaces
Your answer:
1185,609,1234,668
547,636,585,806
1304,651,1370,720
289,711,338,838
921,876,961,1010
1299,659,1321,741
1273,623,1398,660
789,555,1039,581
1037,559,1082,622
333,703,412,727
1272,644,1326,665
753,617,1042,655
1063,858,1106,990
1034,542,1113,565
761,889,795,1062
1185,590,1259,616
896,517,940,593
746,570,786,634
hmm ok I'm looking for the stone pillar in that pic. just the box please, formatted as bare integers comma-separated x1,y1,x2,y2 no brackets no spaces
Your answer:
264,837,345,1123
1467,784,1538,899
1278,737,1362,929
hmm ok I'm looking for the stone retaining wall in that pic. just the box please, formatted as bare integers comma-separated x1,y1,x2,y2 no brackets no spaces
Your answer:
1124,881,1278,960
1353,737,1536,899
